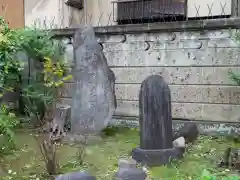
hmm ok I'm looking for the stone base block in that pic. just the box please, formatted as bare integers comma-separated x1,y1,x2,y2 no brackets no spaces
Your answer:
132,147,184,166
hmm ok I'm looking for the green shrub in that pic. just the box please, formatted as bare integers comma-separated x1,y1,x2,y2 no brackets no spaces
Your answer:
229,70,240,86
0,104,19,154
0,16,71,155
229,31,240,86
201,169,239,180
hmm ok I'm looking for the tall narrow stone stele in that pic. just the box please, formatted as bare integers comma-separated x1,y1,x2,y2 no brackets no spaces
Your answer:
132,75,183,166
71,26,116,135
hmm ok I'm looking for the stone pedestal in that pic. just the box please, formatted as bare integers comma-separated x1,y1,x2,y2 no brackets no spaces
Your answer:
132,75,183,166
132,148,183,166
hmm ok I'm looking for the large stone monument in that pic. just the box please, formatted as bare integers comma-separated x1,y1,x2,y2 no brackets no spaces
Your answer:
132,75,183,166
70,26,116,135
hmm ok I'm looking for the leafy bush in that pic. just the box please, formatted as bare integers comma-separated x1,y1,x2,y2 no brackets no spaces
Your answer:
201,169,238,180
0,104,19,154
0,16,72,155
229,70,240,86
229,31,240,86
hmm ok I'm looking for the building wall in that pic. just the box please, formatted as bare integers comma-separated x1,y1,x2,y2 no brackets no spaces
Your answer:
24,0,85,28
84,0,232,25
0,0,24,28
187,0,231,17
24,0,232,28
59,20,240,123
23,0,116,28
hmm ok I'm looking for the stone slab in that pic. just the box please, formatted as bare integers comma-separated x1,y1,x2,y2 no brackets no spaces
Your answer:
117,84,240,104
116,100,240,122
109,118,240,136
112,67,239,85
60,83,240,104
59,98,240,122
104,48,240,67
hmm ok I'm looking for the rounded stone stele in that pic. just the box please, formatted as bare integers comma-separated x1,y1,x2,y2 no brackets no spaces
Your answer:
132,75,184,166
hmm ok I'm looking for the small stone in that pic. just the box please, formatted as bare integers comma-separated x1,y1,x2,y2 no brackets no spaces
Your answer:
118,159,137,169
55,171,96,180
173,122,199,143
173,137,186,148
115,168,147,180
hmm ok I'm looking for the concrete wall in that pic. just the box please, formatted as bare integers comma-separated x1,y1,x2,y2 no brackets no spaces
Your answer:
106,30,240,122
59,19,240,123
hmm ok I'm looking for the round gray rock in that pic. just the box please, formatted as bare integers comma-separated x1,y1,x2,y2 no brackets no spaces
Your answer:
55,171,96,180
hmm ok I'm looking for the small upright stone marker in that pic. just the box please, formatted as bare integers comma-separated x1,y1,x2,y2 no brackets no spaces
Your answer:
132,75,183,166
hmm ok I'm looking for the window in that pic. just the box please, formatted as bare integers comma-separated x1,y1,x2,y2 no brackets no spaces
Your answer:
66,0,83,10
114,0,235,25
115,0,186,24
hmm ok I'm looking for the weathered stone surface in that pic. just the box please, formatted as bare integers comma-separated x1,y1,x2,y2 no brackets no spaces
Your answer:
139,75,172,149
62,83,240,104
125,30,233,42
115,100,240,122
132,147,183,166
112,67,239,85
116,158,146,180
173,137,186,149
114,84,240,104
55,171,96,180
105,48,240,67
173,122,199,143
71,26,116,134
97,34,126,43
60,28,240,123
115,168,147,180
102,34,238,52
60,98,240,122
109,118,240,136
118,159,137,169
132,75,183,166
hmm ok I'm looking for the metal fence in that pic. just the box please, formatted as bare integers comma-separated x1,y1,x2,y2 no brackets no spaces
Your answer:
26,0,238,30
0,0,239,30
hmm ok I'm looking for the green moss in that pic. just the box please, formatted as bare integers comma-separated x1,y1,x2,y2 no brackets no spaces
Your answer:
0,128,239,180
